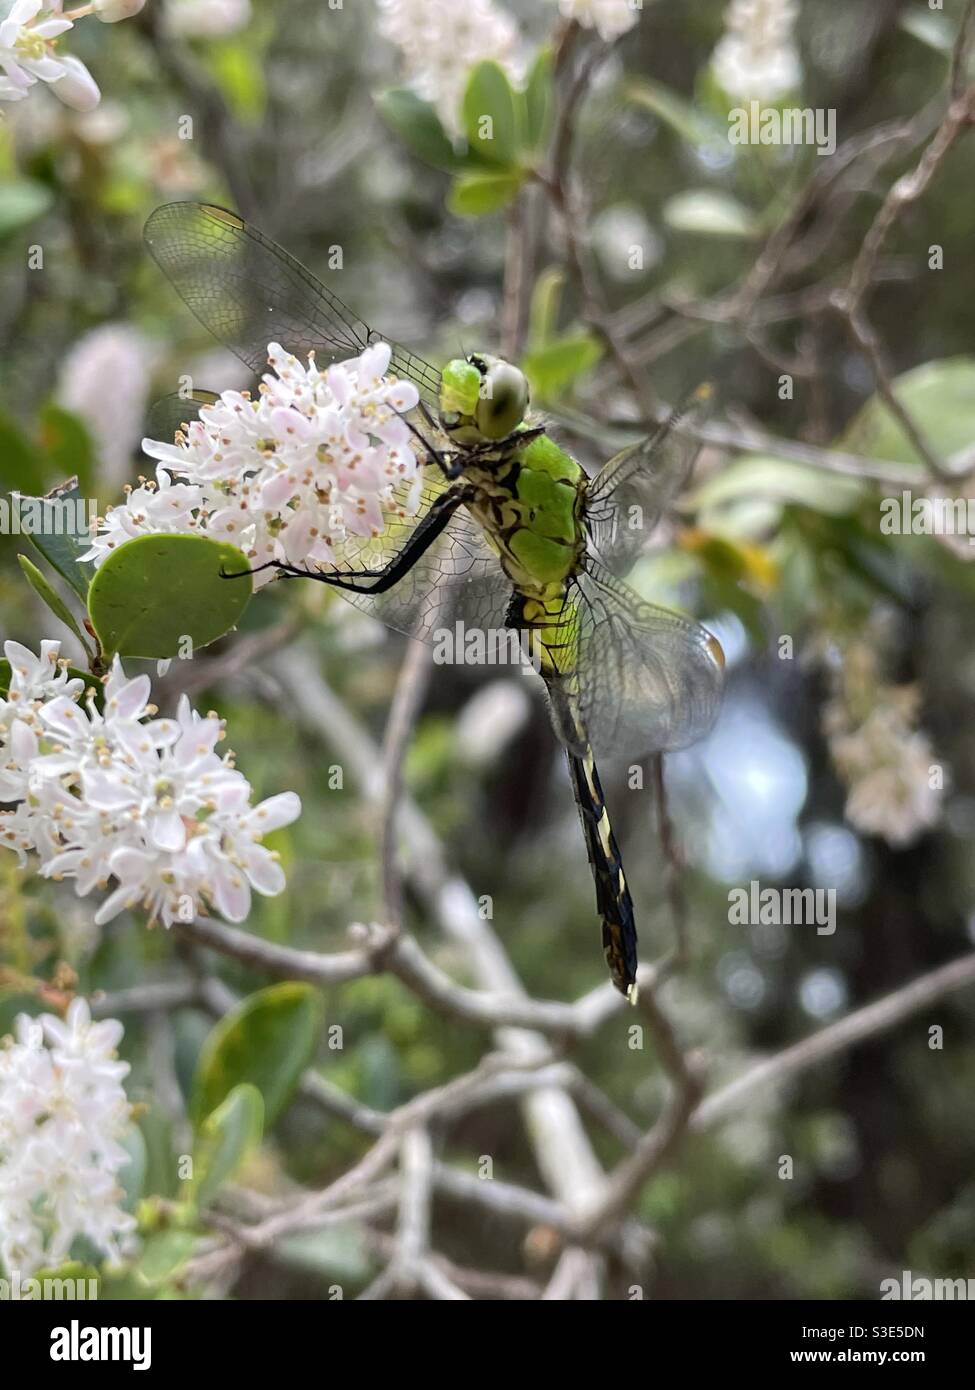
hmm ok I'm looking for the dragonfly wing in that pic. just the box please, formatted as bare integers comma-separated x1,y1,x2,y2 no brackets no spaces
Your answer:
145,389,221,443
585,384,713,574
144,202,444,408
547,561,724,760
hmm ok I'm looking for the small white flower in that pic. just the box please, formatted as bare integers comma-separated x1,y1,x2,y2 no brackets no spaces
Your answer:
376,0,521,135
557,0,641,44
48,51,100,111
0,997,135,1276
0,2,73,95
711,0,801,103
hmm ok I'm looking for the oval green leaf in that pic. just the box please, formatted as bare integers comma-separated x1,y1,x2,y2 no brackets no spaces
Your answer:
523,48,554,153
17,553,93,658
88,533,252,660
192,982,322,1129
22,478,95,602
376,88,462,171
463,61,519,167
839,356,975,471
192,1083,264,1208
448,170,523,217
663,190,759,238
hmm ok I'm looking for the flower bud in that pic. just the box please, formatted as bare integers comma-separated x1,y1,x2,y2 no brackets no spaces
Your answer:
51,56,101,112
94,0,147,20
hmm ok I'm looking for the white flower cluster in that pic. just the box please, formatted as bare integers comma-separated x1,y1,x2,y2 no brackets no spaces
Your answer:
557,0,641,44
823,638,943,848
0,640,301,927
376,0,520,135
0,1,144,113
711,0,800,103
82,341,421,580
0,997,135,1276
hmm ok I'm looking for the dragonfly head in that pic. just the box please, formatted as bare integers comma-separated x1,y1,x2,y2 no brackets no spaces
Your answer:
440,353,530,446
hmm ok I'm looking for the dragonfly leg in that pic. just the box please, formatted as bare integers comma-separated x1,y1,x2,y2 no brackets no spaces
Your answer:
232,484,475,594
396,405,457,478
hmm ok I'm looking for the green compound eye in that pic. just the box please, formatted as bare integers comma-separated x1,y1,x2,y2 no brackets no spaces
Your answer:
474,359,530,440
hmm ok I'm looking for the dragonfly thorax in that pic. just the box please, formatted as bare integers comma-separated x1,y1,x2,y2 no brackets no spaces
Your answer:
439,353,530,446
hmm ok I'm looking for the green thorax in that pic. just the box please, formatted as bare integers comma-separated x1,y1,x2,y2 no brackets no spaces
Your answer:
464,432,587,597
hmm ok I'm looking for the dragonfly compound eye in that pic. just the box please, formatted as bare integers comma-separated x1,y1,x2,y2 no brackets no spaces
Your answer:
474,360,530,440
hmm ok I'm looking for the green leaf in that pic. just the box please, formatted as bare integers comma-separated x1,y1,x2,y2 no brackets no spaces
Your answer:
523,48,554,153
87,534,252,660
17,553,93,657
899,10,955,53
527,267,566,348
192,1083,264,1207
839,357,975,471
375,88,461,171
135,1230,200,1288
662,190,759,238
22,478,95,603
38,403,96,494
448,170,523,217
523,334,604,400
0,410,47,493
625,79,728,153
688,456,867,518
463,61,519,167
192,982,322,1128
0,178,53,236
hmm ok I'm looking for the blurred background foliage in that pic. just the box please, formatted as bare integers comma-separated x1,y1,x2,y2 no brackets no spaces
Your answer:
1,0,975,1299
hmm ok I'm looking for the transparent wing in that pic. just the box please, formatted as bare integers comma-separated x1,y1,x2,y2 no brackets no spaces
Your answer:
585,384,713,574
545,561,724,760
146,389,221,443
143,201,444,408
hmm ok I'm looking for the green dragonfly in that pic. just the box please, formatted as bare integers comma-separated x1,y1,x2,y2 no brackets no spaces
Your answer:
143,201,725,1000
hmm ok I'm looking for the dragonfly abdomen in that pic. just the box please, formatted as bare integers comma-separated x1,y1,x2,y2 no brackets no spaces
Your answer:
559,699,639,1000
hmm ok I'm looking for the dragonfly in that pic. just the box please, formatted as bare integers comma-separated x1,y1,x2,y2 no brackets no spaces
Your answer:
143,201,725,1001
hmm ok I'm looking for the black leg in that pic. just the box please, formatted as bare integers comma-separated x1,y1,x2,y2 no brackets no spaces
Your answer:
262,485,473,595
